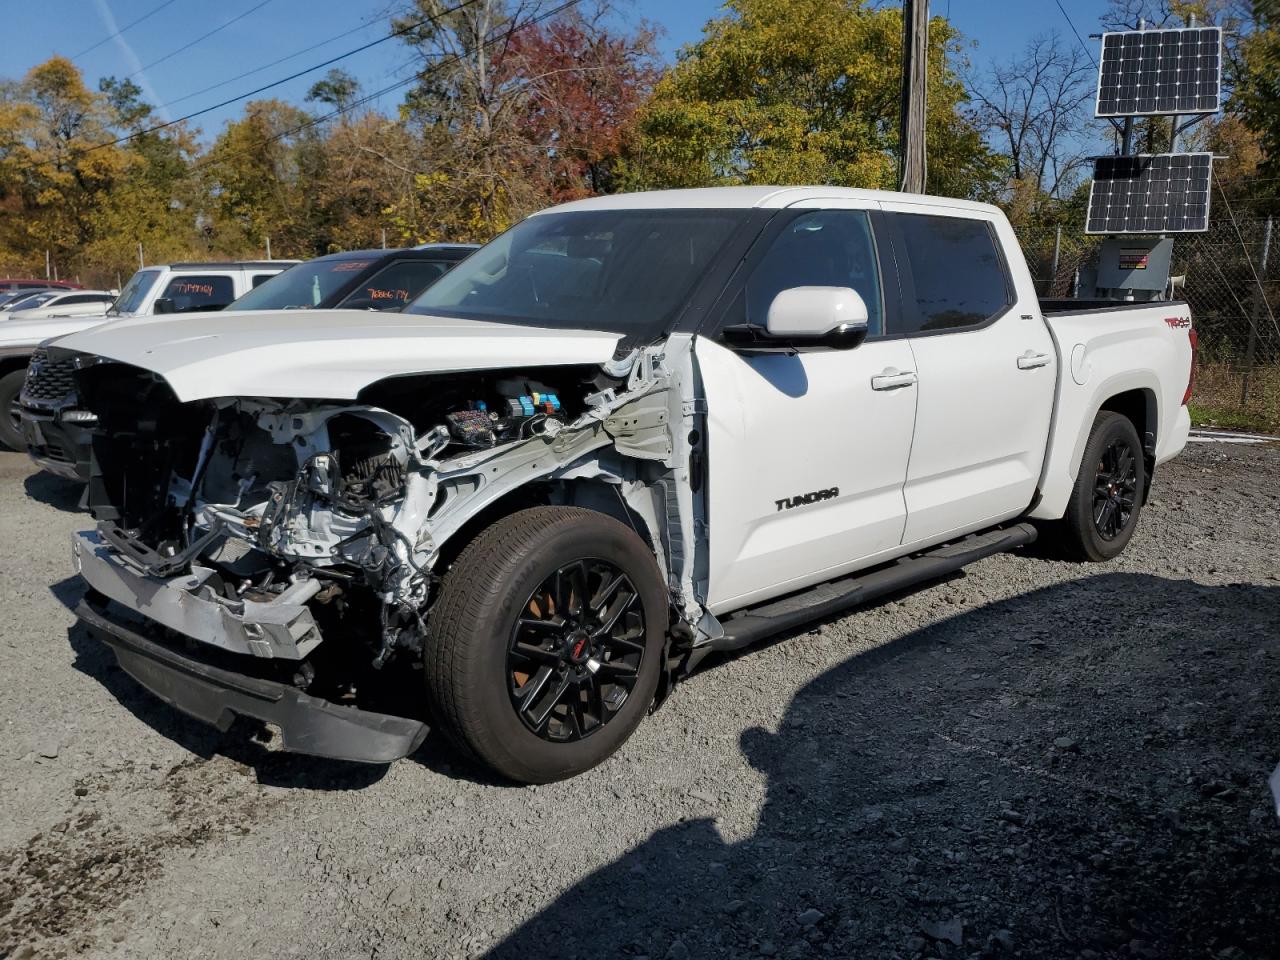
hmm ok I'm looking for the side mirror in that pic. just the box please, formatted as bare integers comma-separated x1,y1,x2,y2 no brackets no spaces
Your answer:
767,286,869,341
153,297,175,314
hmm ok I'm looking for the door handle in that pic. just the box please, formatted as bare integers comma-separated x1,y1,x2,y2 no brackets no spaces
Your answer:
870,370,918,391
1017,352,1052,370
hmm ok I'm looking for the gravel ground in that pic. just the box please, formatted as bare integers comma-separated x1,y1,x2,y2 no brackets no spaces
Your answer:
0,440,1277,960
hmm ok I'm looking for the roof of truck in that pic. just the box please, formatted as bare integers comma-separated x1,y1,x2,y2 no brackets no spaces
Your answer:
540,186,1001,216
163,261,300,270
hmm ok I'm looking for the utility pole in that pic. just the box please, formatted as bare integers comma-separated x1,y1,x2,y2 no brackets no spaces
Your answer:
265,237,272,260
137,242,144,269
45,250,50,281
899,0,929,193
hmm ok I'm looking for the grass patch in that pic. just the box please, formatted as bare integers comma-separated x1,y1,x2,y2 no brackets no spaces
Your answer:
1189,362,1280,434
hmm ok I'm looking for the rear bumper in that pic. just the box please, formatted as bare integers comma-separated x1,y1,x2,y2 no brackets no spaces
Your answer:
77,593,429,764
1155,404,1192,466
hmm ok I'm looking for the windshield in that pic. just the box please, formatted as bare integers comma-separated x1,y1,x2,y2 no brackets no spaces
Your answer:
112,269,160,315
406,209,748,343
226,257,377,311
10,292,57,311
0,291,46,311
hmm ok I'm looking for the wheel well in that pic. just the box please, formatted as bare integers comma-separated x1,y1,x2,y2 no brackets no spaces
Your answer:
1098,388,1157,456
431,479,661,579
1098,387,1157,500
0,356,31,380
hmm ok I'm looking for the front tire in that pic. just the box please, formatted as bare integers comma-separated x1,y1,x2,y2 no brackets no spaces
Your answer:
1054,411,1146,562
426,506,668,783
0,369,28,452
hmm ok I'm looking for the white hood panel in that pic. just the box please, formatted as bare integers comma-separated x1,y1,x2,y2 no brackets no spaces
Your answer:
0,313,112,350
50,309,624,402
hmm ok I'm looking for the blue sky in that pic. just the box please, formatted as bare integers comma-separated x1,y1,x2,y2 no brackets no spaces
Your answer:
6,0,1114,141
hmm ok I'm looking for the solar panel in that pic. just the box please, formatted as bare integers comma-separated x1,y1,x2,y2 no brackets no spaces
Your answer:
1085,153,1213,235
1096,27,1221,117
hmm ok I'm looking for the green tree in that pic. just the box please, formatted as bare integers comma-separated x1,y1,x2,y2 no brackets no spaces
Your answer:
623,0,1000,198
1236,2,1280,181
306,69,360,111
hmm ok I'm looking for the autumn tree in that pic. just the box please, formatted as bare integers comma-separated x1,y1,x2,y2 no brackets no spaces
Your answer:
0,58,127,266
623,0,1000,199
82,75,202,272
313,112,425,250
201,99,325,258
0,57,201,282
498,8,661,201
393,0,660,239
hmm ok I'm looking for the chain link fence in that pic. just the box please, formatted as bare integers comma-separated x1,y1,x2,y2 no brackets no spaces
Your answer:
1017,212,1280,430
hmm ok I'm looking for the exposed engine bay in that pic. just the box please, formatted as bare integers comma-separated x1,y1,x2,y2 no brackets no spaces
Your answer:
67,342,705,705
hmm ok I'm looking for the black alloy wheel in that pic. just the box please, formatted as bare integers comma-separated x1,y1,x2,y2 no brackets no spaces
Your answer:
426,506,667,783
508,558,646,742
1092,436,1139,541
1048,410,1147,562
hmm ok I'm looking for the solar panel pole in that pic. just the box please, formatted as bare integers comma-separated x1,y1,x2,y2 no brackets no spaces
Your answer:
1169,14,1196,154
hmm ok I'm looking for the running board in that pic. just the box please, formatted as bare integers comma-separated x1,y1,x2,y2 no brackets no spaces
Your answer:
711,522,1038,653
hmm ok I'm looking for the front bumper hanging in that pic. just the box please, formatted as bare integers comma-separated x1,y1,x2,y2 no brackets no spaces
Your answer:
77,593,429,764
73,528,324,660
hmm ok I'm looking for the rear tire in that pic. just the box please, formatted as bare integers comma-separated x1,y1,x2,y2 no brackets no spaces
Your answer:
426,506,668,784
1052,411,1146,562
0,369,27,452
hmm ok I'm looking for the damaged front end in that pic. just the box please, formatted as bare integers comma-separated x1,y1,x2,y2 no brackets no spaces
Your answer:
66,341,707,762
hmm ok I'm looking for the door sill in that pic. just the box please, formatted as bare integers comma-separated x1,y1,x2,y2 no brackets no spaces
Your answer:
710,522,1037,653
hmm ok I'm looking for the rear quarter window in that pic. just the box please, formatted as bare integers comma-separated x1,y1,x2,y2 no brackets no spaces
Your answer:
890,213,1012,334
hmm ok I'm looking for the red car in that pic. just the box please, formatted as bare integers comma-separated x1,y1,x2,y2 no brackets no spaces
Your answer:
0,279,81,293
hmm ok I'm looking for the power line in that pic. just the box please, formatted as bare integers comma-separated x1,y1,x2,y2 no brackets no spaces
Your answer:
74,0,182,60
90,0,481,152
1052,0,1098,68
187,0,582,178
128,0,275,79
158,13,386,110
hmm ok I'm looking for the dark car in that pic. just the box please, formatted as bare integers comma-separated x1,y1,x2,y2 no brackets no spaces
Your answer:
19,245,477,481
224,245,479,313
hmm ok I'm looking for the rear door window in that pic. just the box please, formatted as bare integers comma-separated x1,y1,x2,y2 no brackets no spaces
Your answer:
251,273,276,288
161,274,235,312
338,260,451,310
888,213,1011,334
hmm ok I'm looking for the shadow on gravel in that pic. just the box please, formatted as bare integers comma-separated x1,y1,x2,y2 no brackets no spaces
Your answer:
487,574,1280,960
23,470,83,512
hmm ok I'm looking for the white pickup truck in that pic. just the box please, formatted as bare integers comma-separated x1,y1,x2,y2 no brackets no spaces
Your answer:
52,187,1194,783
